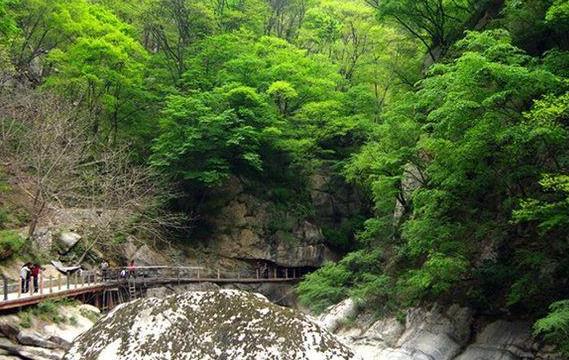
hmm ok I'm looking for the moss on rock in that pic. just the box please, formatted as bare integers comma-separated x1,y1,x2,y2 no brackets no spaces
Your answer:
64,290,353,360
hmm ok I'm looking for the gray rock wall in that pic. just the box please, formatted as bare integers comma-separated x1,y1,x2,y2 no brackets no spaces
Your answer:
0,304,99,360
202,172,367,269
318,299,564,360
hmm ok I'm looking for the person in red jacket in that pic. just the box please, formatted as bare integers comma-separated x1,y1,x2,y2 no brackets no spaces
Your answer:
127,260,136,278
31,264,41,293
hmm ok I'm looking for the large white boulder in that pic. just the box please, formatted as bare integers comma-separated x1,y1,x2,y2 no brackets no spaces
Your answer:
363,317,405,347
58,232,81,253
65,290,354,360
318,298,359,333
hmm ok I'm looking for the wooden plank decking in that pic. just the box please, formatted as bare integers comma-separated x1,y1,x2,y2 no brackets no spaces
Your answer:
0,266,301,311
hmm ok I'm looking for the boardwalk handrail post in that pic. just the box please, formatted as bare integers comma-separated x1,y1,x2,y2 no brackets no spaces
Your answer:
39,272,43,295
17,276,21,298
58,274,62,290
66,272,70,290
2,275,7,301
286,268,289,279
197,268,200,279
217,269,220,279
49,275,53,294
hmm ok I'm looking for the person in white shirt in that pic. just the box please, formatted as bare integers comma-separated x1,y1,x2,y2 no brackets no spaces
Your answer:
20,263,31,293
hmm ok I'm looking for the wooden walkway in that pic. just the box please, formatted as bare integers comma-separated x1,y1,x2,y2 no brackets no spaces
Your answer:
0,266,302,311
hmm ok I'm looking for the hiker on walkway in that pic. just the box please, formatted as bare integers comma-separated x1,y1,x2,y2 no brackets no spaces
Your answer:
119,268,128,279
20,263,31,294
128,260,136,278
100,260,109,281
31,264,42,293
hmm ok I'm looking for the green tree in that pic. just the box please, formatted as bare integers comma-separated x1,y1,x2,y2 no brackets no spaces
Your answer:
265,0,312,41
366,0,488,62
400,30,563,304
0,0,17,72
534,300,569,356
150,90,268,187
39,1,149,140
151,33,347,190
327,30,569,311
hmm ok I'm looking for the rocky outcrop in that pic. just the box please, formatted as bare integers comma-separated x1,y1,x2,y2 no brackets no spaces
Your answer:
203,170,369,269
0,304,99,360
205,177,338,268
319,298,359,333
121,236,170,266
393,163,423,222
456,320,535,360
57,232,81,254
318,300,564,360
310,172,367,227
65,289,354,360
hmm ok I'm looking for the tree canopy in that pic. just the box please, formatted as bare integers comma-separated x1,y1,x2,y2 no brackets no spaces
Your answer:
1,0,569,354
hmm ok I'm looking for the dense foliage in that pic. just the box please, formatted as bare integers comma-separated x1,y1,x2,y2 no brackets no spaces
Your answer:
1,0,568,352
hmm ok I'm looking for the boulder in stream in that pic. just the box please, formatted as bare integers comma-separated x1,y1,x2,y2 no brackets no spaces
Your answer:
65,289,354,360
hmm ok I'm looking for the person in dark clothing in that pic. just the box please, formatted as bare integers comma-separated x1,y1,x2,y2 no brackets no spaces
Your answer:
31,264,41,293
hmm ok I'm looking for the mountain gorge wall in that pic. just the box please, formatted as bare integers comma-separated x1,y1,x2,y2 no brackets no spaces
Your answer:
195,170,368,270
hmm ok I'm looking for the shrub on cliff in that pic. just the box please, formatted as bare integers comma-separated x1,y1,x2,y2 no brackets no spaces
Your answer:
534,300,569,355
0,230,23,260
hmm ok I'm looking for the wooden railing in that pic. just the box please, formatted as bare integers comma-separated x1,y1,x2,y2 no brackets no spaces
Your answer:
1,265,302,305
2,270,99,301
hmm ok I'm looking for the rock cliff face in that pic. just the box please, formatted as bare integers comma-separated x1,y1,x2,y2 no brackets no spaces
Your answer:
0,304,100,360
65,290,354,360
319,299,563,360
202,173,367,268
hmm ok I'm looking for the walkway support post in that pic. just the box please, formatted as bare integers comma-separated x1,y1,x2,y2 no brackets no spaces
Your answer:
39,272,43,295
3,275,7,301
49,276,53,294
58,274,62,290
217,269,220,279
66,272,70,290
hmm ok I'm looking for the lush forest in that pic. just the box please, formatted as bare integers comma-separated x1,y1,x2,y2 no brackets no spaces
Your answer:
0,0,568,354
